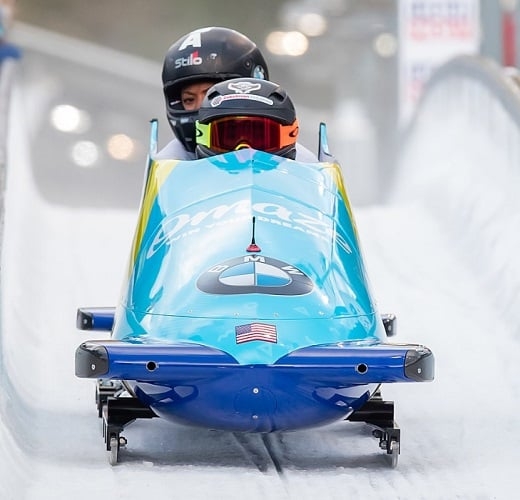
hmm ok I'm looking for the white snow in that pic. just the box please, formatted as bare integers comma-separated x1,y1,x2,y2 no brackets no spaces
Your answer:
2,64,520,500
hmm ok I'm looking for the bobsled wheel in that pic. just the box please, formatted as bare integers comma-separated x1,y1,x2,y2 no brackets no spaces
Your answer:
96,380,124,418
389,438,399,469
108,436,119,466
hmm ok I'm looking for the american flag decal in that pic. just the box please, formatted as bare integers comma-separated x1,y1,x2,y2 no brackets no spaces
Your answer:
235,323,278,344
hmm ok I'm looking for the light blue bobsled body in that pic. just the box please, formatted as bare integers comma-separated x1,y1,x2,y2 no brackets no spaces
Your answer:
76,123,433,437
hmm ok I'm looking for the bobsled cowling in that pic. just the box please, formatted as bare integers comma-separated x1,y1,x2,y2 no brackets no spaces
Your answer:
76,122,434,451
112,148,385,365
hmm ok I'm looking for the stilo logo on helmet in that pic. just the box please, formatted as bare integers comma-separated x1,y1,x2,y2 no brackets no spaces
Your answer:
174,51,203,69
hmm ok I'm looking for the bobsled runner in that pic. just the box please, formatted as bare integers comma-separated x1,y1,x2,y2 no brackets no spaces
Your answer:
75,120,434,467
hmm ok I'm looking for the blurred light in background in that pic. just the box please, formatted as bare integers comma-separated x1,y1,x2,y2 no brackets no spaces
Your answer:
106,133,136,161
296,13,328,37
71,140,99,167
373,32,397,58
50,104,91,133
265,30,309,56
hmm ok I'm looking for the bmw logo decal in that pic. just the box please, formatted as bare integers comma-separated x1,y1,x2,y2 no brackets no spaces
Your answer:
197,255,313,295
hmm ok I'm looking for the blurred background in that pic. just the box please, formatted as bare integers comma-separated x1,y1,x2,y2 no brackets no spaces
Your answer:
7,0,520,206
4,3,520,497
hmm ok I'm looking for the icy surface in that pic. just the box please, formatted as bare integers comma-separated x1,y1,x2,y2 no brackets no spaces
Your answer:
2,75,520,500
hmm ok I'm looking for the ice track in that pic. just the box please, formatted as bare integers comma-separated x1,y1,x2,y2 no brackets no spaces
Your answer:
1,50,520,500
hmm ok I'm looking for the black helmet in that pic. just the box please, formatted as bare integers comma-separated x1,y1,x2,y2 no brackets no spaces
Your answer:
195,78,299,160
162,27,270,152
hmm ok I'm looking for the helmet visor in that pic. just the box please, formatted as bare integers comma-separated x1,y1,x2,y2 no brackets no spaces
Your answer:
197,116,298,154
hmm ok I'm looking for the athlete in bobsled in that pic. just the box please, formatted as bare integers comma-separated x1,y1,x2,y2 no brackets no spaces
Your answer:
156,26,317,162
75,77,434,468
195,78,299,160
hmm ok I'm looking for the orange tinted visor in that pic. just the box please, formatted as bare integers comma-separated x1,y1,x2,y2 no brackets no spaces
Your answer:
199,116,298,153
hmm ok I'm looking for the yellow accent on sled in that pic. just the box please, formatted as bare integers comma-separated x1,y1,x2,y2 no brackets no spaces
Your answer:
130,159,179,268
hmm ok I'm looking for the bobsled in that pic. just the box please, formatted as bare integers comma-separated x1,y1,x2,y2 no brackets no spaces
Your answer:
75,120,434,467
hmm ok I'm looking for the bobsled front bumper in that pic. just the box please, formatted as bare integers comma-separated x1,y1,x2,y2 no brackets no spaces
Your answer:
75,340,433,383
76,340,433,432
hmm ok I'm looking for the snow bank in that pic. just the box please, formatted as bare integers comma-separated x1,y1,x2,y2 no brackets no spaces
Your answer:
393,55,520,333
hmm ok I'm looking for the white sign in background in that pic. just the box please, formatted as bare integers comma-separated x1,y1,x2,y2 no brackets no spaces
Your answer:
398,0,481,125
